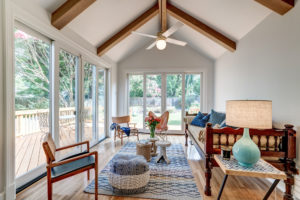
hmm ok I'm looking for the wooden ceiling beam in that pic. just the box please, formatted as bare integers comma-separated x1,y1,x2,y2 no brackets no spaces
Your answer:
97,4,159,57
254,0,294,15
52,0,96,30
167,3,236,52
159,0,167,32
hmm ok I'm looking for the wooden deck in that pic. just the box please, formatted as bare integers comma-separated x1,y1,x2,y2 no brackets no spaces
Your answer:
15,125,94,177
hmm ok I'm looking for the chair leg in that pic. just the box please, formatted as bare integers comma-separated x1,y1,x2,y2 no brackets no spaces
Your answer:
47,178,52,200
87,170,90,180
95,157,99,200
137,133,139,141
121,133,123,145
47,168,52,200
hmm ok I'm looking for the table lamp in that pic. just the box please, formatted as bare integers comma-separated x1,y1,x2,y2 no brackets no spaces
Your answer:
226,100,272,167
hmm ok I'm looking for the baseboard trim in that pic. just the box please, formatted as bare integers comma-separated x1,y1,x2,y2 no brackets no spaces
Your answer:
6,183,16,200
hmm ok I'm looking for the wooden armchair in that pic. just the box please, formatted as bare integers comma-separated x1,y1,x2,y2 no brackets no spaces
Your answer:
112,115,139,145
42,134,98,200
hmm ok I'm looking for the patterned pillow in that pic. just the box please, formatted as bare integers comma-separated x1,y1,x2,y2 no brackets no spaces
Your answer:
208,109,226,126
191,113,210,127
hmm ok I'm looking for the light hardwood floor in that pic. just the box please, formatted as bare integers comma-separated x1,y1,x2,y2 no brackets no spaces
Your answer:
16,134,283,200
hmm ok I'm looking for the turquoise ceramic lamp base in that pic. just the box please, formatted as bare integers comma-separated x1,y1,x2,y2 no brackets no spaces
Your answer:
232,128,261,167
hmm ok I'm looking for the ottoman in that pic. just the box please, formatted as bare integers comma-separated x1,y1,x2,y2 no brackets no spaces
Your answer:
108,154,150,194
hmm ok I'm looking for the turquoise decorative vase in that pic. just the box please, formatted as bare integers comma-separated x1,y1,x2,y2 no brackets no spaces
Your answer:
232,128,260,167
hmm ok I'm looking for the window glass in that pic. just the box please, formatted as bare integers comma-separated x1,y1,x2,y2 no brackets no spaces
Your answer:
14,28,50,177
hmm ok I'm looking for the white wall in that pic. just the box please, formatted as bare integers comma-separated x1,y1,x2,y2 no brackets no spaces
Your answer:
214,3,300,198
117,44,214,116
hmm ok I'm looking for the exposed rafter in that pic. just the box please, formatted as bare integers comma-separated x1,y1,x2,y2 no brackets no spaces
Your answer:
52,0,96,30
159,0,167,32
166,3,236,52
97,4,159,57
254,0,294,15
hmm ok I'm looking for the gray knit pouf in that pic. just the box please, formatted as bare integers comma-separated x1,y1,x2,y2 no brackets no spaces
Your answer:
108,154,150,194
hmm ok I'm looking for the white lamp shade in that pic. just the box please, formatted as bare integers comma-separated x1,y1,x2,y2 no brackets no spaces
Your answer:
226,100,272,129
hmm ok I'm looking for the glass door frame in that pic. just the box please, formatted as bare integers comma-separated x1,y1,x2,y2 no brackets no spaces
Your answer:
54,45,81,150
127,72,203,134
14,22,54,188
81,58,108,146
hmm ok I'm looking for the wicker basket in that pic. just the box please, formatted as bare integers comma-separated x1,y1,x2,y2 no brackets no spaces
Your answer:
136,142,151,162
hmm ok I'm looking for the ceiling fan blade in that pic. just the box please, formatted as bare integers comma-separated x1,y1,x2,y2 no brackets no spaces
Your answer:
132,31,157,39
166,38,187,46
146,41,156,50
162,21,184,38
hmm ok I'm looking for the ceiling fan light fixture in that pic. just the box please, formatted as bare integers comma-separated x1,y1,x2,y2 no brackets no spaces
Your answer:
156,39,166,50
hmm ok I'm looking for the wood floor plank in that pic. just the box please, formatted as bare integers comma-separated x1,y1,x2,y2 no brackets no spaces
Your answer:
16,135,283,200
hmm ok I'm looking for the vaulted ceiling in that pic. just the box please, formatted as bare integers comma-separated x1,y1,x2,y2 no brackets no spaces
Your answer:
39,0,294,62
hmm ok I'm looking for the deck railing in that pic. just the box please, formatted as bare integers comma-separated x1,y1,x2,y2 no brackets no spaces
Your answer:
15,107,75,137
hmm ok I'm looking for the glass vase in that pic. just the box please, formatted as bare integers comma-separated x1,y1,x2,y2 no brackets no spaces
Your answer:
150,126,156,138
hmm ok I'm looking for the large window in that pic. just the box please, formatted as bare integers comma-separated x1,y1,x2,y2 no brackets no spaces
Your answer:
98,69,106,140
167,74,182,130
13,22,109,188
185,74,201,114
128,73,201,132
59,49,79,148
83,62,95,143
146,74,162,116
129,75,144,128
14,28,51,177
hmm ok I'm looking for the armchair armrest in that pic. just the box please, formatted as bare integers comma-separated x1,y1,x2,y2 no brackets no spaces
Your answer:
48,151,98,168
56,141,89,152
184,116,195,124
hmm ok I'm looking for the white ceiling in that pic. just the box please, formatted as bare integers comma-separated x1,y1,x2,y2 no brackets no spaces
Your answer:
40,0,272,62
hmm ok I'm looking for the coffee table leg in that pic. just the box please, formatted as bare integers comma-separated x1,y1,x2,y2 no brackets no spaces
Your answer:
263,179,280,200
217,175,228,200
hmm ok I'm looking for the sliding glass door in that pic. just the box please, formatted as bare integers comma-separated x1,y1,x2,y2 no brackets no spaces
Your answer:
14,22,109,189
14,27,51,178
83,62,96,143
128,73,201,132
185,74,201,114
58,49,79,149
166,74,182,130
146,74,162,116
98,69,106,141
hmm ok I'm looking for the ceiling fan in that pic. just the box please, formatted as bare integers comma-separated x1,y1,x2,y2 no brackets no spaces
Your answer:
131,0,187,50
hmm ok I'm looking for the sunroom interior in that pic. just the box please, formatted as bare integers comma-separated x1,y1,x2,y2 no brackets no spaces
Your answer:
0,0,300,200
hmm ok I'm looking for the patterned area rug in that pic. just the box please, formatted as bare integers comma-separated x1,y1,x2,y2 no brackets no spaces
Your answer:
84,142,202,200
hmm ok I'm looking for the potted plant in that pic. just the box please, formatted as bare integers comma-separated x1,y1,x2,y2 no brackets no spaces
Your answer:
145,116,161,138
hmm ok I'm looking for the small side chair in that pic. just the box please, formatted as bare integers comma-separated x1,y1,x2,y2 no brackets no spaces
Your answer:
42,133,98,200
112,115,139,145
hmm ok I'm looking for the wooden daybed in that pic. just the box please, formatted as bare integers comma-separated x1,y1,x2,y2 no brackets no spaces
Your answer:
184,113,298,200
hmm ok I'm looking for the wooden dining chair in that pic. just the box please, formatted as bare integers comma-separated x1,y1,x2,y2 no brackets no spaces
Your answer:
42,133,98,200
112,115,139,145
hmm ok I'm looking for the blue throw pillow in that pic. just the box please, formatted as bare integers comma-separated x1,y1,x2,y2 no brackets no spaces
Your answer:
191,113,210,127
196,111,205,119
208,109,226,126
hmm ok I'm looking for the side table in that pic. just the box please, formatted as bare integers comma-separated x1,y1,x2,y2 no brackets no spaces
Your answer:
148,137,159,156
214,155,286,200
156,140,171,164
